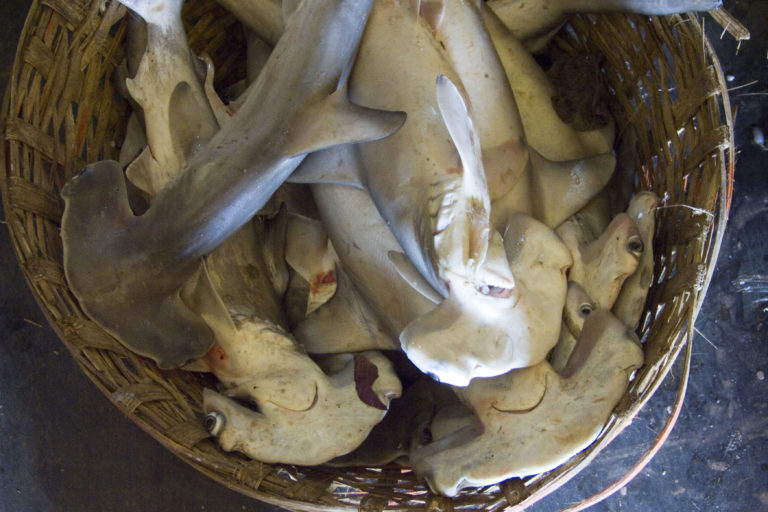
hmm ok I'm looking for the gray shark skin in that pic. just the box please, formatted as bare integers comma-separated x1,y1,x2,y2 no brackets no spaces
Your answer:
61,0,405,368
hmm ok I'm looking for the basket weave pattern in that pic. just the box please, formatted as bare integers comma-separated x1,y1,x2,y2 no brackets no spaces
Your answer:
1,1,734,510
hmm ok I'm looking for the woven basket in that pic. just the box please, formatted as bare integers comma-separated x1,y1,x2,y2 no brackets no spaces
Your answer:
1,1,734,510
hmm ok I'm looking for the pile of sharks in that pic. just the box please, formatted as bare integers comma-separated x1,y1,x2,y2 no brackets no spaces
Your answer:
60,0,719,496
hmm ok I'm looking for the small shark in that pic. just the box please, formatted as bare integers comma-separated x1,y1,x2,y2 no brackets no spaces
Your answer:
61,0,405,368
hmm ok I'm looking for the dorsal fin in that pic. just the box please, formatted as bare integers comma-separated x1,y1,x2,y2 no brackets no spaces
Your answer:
283,85,406,159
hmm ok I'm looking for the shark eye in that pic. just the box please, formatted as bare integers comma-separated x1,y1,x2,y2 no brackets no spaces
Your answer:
205,411,225,436
627,236,644,256
579,303,595,317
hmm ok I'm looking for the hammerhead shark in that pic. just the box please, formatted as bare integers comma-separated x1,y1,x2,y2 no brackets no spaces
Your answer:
61,0,405,368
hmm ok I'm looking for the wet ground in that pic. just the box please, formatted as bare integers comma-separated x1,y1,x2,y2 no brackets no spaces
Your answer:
1,1,767,510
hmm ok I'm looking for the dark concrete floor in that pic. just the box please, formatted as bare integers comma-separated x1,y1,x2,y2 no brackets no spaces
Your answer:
1,1,766,511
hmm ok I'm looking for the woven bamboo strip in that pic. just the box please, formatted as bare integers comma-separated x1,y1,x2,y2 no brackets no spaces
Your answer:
0,2,734,510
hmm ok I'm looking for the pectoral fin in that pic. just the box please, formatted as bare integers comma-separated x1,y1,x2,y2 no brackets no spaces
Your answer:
388,251,444,304
201,54,235,126
433,74,494,270
295,268,398,354
284,87,406,159
180,260,237,340
263,204,290,297
125,145,162,197
288,145,365,188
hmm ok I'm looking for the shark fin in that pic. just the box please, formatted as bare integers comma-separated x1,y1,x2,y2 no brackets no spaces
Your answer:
263,203,290,297
295,268,397,354
529,148,616,228
125,145,163,197
288,145,365,188
284,86,406,158
200,54,234,126
435,74,486,196
180,260,237,339
434,74,496,275
284,213,338,315
388,251,444,304
419,1,446,30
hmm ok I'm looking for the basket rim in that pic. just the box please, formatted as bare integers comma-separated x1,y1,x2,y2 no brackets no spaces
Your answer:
0,3,736,511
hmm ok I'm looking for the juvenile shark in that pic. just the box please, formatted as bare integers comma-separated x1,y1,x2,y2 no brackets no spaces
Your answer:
292,145,441,340
61,0,405,368
349,0,565,386
411,309,644,496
